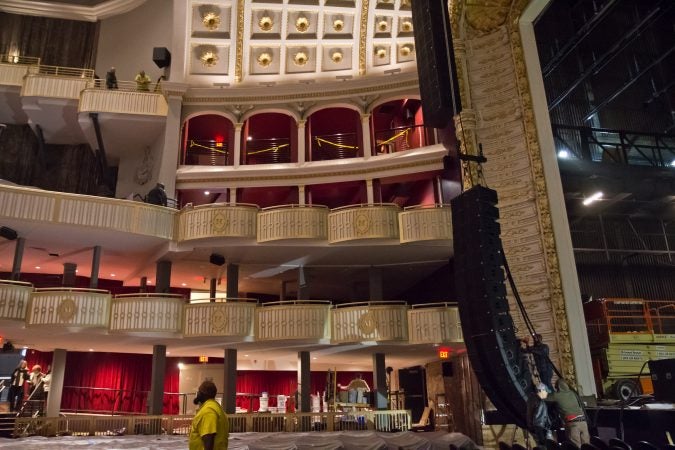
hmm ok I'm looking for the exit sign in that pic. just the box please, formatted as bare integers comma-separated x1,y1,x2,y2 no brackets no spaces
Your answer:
438,347,451,359
199,355,209,363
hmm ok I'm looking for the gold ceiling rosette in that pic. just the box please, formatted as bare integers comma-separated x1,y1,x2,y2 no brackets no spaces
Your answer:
259,15,273,31
331,51,343,63
333,18,344,32
257,52,273,67
202,12,221,31
375,47,387,59
401,19,413,32
399,44,414,57
377,19,388,32
293,51,308,66
200,50,219,67
295,16,310,33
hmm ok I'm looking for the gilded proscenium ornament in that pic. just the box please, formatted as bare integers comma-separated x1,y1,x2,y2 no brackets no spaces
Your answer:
464,0,511,33
295,16,310,32
202,12,221,30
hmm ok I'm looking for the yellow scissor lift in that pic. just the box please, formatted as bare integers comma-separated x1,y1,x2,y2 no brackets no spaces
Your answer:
585,298,675,400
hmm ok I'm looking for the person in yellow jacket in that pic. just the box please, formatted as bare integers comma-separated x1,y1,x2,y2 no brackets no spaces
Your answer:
134,70,152,91
189,381,229,450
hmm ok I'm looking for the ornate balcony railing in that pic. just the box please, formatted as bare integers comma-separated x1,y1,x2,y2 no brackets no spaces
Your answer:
109,293,185,334
0,280,33,321
398,204,453,243
331,301,409,344
257,204,329,242
407,302,463,344
256,300,331,341
178,202,258,241
183,298,257,338
80,87,168,116
0,57,38,86
21,73,93,99
26,288,111,328
328,204,400,243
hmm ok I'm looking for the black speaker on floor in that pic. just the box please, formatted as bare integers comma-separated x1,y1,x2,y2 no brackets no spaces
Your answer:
411,0,462,129
0,226,17,240
442,361,453,377
209,253,225,266
152,47,171,68
399,366,428,424
451,185,531,428
649,358,675,402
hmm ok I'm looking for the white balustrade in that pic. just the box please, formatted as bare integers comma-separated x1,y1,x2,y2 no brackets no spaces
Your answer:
110,294,185,333
26,288,111,328
398,204,453,243
256,301,331,341
0,280,33,321
257,205,328,242
328,204,400,243
407,303,463,344
0,184,175,239
0,63,32,86
79,89,168,116
183,299,256,337
178,203,258,241
21,74,93,99
331,301,408,343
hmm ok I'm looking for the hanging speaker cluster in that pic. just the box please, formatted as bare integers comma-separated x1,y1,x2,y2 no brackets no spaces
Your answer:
209,253,225,266
451,185,531,428
0,226,18,240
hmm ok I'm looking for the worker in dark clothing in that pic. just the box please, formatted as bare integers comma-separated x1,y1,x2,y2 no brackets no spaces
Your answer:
146,182,168,206
547,380,589,447
523,333,554,392
527,383,553,447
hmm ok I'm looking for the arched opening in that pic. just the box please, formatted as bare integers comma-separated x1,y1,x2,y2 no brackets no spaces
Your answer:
308,107,361,161
243,113,294,165
181,114,234,166
371,99,434,154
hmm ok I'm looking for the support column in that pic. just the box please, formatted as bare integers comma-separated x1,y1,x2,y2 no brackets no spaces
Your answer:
157,86,188,198
233,123,243,168
297,266,309,300
223,348,237,414
297,120,306,164
156,260,172,294
366,179,374,204
372,353,388,410
227,263,239,298
369,266,383,301
298,185,306,205
62,263,77,287
46,349,66,417
89,245,101,289
140,276,148,293
148,344,166,415
361,114,372,159
11,237,25,281
210,278,217,300
229,188,237,204
280,280,289,301
298,351,310,413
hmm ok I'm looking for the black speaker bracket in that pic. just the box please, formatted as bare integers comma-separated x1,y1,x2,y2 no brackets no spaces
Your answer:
458,153,487,164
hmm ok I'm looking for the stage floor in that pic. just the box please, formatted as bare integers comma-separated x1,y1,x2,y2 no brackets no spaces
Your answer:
0,430,478,449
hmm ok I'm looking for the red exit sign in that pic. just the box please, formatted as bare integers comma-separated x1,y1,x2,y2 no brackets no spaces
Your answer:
438,347,451,359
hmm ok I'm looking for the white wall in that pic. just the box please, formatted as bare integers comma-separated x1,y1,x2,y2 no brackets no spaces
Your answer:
95,0,173,83
115,129,165,199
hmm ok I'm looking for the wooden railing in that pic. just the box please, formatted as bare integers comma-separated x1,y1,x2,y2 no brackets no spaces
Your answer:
26,288,111,328
332,301,409,343
257,204,329,242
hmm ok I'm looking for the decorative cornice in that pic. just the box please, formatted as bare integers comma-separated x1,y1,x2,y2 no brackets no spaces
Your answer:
0,0,147,22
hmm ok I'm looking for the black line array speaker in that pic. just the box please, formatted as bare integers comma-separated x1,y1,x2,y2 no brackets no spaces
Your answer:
451,185,531,428
0,226,17,240
399,365,427,423
209,253,225,266
410,0,462,129
152,47,171,69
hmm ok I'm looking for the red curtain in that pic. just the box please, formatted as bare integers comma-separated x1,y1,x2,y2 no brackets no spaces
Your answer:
27,350,373,415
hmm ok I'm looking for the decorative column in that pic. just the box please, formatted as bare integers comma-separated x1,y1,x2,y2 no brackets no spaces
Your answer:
298,185,306,205
229,188,237,204
297,120,306,164
372,353,388,410
89,245,101,289
62,263,77,287
361,114,372,159
45,349,66,417
11,237,25,281
148,344,166,415
223,348,237,414
366,179,374,204
297,351,310,413
233,123,243,168
157,83,189,198
227,263,239,298
156,260,172,294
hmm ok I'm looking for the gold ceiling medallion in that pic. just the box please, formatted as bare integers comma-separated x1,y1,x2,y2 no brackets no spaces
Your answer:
377,19,388,32
400,0,411,6
200,50,219,67
331,51,343,63
259,15,273,31
293,51,308,66
202,12,221,31
399,44,414,57
375,47,387,59
333,19,344,32
401,19,413,32
257,52,272,67
295,16,310,33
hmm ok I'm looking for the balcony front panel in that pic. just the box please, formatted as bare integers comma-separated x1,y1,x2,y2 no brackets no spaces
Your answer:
0,63,32,86
332,302,408,343
179,204,258,241
257,205,329,242
398,205,453,243
408,303,463,344
110,294,184,333
26,288,111,328
328,205,400,244
21,74,92,99
0,185,57,221
79,89,169,116
183,300,256,338
0,281,33,321
256,301,331,341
